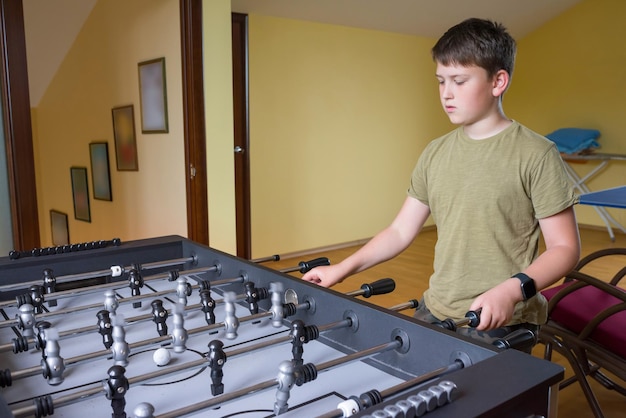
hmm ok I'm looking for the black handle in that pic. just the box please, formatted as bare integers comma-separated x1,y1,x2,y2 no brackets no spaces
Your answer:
360,278,396,298
298,257,330,273
492,328,537,351
436,308,481,330
251,254,280,263
8,238,121,260
464,309,481,327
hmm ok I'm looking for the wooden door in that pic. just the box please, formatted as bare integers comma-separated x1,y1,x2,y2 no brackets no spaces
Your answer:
232,13,251,258
180,0,209,245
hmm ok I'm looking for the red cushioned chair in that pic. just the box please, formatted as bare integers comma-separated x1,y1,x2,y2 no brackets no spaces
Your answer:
538,248,626,418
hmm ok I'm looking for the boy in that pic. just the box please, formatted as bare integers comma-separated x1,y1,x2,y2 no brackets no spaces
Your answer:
301,18,580,347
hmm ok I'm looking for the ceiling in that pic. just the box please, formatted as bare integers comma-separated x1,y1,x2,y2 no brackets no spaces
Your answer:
230,0,583,38
23,0,583,106
23,0,97,106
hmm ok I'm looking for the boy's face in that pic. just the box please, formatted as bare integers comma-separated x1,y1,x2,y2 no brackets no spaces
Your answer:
435,63,502,127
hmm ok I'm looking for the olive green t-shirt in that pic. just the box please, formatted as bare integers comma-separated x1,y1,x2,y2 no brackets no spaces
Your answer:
407,121,578,325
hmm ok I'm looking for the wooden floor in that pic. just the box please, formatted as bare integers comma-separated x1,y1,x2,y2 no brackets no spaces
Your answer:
268,227,626,418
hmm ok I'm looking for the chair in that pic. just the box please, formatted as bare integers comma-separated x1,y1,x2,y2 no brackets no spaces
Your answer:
538,248,626,418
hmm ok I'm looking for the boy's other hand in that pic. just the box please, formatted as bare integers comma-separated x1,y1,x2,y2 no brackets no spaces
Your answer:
469,278,520,330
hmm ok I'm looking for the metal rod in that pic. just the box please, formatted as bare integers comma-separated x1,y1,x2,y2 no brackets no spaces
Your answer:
0,256,197,293
156,339,402,418
11,383,106,417
226,318,351,358
9,316,350,417
0,271,244,329
388,299,419,312
0,282,280,352
250,254,280,263
0,264,218,310
315,360,464,418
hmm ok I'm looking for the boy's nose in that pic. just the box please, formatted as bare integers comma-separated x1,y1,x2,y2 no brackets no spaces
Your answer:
440,84,453,99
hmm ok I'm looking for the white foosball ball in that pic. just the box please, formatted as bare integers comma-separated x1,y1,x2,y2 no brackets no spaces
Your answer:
0,236,563,417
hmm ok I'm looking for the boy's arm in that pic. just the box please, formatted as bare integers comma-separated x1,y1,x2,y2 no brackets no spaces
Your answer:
470,206,580,330
301,196,431,288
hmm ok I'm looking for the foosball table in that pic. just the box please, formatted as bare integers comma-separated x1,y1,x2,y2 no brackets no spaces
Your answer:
0,235,563,417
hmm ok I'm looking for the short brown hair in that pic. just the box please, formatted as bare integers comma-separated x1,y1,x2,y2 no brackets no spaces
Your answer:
432,18,516,78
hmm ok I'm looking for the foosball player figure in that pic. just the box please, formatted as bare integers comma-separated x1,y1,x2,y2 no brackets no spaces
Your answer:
151,299,169,336
105,365,129,418
208,339,226,395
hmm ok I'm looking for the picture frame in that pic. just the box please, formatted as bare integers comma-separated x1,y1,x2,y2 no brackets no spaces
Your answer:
138,57,169,133
50,210,69,246
70,167,91,222
112,105,139,171
89,142,112,201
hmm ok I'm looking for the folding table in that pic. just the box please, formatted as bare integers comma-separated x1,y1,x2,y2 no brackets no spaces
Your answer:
576,183,626,241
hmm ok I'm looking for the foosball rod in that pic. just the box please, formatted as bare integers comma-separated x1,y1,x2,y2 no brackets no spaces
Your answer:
154,338,404,418
226,296,417,358
11,329,534,418
316,363,464,418
435,309,481,331
318,333,539,418
1,283,260,353
3,278,277,353
249,254,332,275
0,261,221,310
9,314,392,418
1,278,396,354
250,254,280,263
3,283,311,386
0,254,199,294
2,275,394,334
2,278,397,382
2,295,279,386
0,268,264,329
387,299,419,312
0,256,329,311
7,291,412,415
278,257,330,274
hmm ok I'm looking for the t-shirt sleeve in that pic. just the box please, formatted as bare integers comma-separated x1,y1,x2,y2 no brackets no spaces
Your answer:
407,147,431,206
530,143,579,219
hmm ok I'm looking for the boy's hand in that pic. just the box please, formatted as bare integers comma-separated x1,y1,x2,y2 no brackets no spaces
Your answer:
301,266,344,288
469,278,521,331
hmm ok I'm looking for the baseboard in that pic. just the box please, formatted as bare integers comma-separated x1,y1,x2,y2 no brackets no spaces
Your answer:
577,223,625,234
272,225,437,261
272,224,621,262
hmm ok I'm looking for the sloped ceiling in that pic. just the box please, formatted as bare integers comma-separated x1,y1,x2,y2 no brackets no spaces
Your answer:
23,0,97,106
230,0,583,38
23,0,582,107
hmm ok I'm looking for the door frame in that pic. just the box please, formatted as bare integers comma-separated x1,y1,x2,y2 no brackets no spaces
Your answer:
232,13,251,258
0,0,40,251
180,0,209,245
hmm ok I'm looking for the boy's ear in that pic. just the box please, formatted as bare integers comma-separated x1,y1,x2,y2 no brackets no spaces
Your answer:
492,69,510,97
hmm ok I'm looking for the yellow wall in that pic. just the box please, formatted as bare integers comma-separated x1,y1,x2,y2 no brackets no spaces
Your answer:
203,0,237,254
247,16,450,257
35,0,186,246
33,0,625,258
508,0,626,229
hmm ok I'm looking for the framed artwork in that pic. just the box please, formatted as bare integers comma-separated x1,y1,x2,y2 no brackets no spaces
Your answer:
89,142,112,201
112,105,138,171
138,57,169,133
50,210,69,245
70,167,91,222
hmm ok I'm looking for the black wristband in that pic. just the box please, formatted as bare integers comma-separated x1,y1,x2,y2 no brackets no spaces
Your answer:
512,272,537,301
